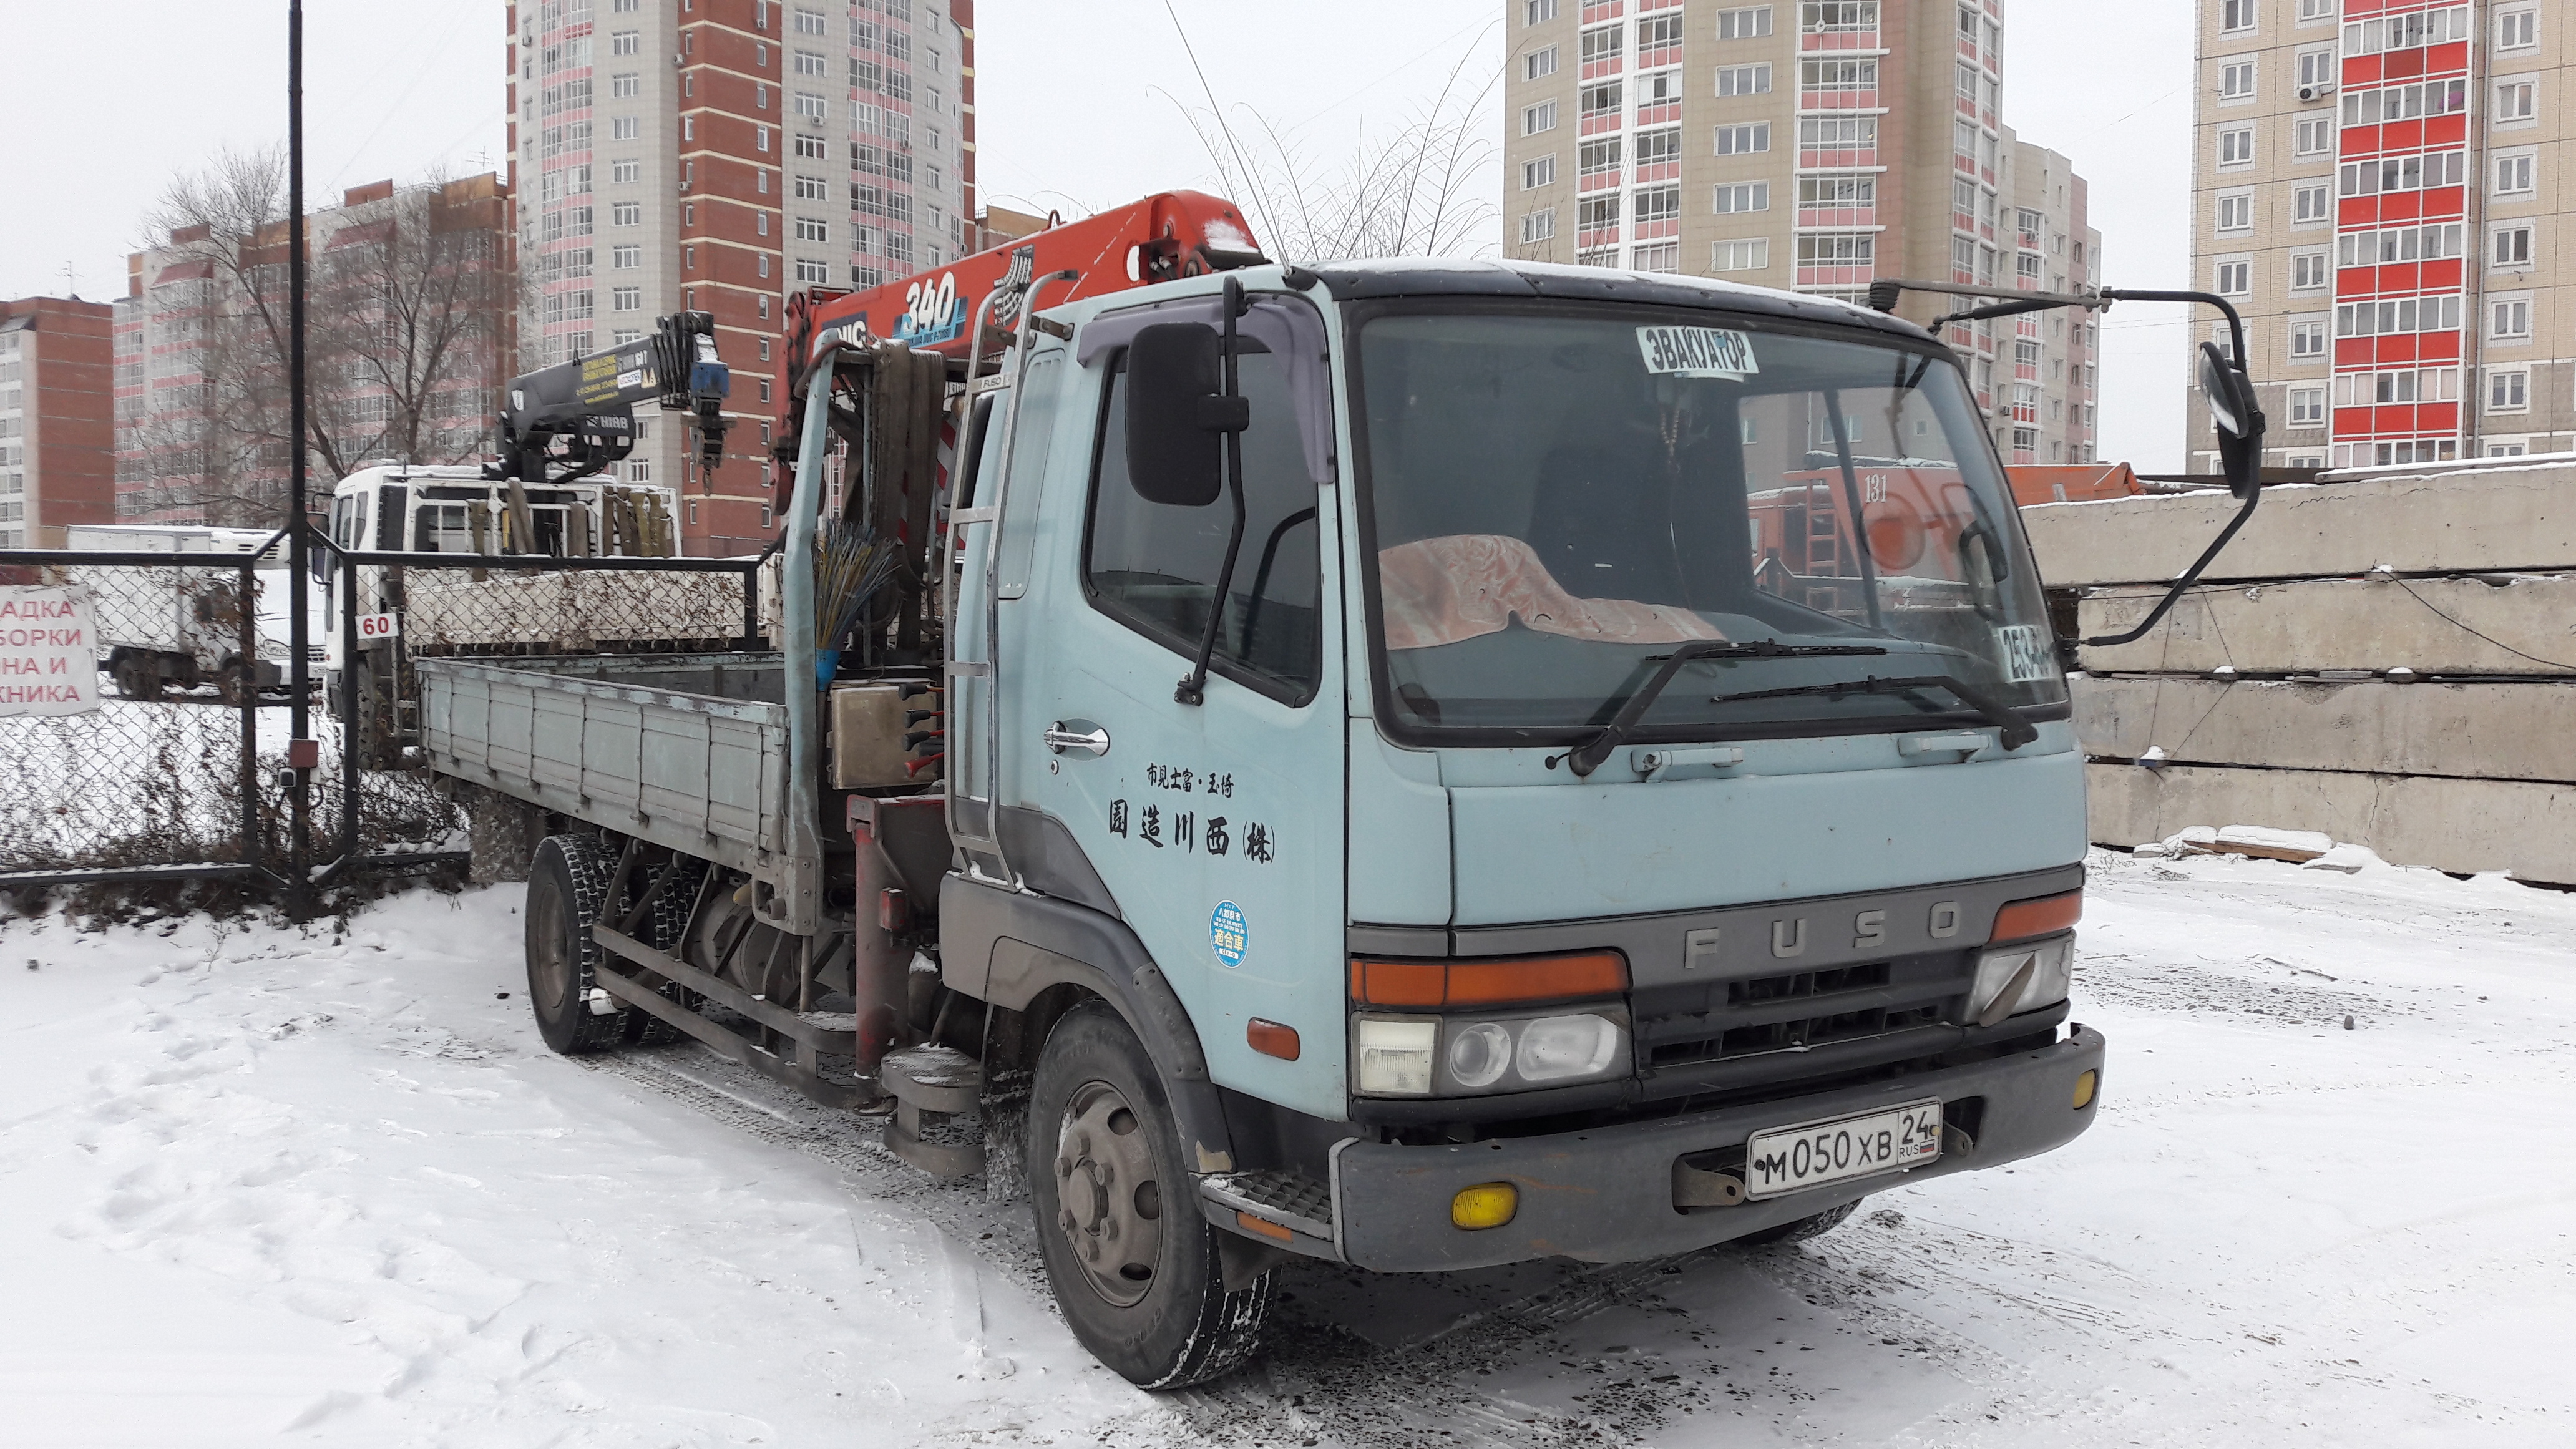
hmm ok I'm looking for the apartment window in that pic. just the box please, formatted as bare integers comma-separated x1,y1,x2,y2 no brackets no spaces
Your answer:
1714,181,1770,213
2220,60,2257,100
1640,13,1684,50
2218,125,2255,167
1797,233,1874,266
1579,137,1621,178
2291,251,2330,289
1798,116,1874,147
796,258,830,285
1638,68,1684,106
2491,296,2532,339
613,0,639,10
2298,0,2335,20
2491,223,2534,269
1578,195,1620,232
2295,117,2332,156
756,210,769,237
2489,369,2530,411
796,134,826,159
1718,64,1772,96
2288,386,2325,425
1636,127,1680,168
612,245,640,268
1579,81,1622,119
1514,154,1554,193
2290,318,2328,357
612,73,640,99
794,92,826,120
1521,208,1556,244
1525,45,1558,80
794,49,826,77
1714,238,1770,272
796,217,828,242
612,286,642,311
1802,58,1876,92
611,29,640,56
2496,79,2537,123
2496,9,2536,50
1579,24,1623,66
2495,152,2535,195
795,173,828,200
2217,192,2253,232
2296,47,2335,89
1803,2,1878,31
1526,0,1558,23
2215,258,2251,295
613,202,642,226
795,6,826,33
1523,100,1559,135
1716,123,1772,154
2223,0,2256,31
605,158,637,185
1720,7,1775,39
612,115,639,141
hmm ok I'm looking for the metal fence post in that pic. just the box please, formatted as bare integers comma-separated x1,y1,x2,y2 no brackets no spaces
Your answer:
339,544,361,869
238,559,261,875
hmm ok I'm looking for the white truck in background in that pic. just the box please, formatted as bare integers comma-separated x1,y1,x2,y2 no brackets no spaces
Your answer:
62,523,320,701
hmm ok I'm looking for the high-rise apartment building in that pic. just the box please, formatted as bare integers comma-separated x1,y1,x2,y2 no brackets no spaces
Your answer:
114,176,515,526
508,0,978,554
2189,0,2568,470
0,298,115,548
1502,0,2102,466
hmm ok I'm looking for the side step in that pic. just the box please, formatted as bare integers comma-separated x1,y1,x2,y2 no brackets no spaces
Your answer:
882,1044,984,1178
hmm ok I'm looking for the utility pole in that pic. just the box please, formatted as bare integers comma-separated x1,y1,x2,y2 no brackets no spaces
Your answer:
286,0,313,917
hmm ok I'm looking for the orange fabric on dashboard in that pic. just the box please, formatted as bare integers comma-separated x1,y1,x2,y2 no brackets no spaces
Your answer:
1377,534,1727,651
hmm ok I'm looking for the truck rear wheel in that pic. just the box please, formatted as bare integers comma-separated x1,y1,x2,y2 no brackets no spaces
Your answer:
1027,1002,1272,1388
525,834,630,1054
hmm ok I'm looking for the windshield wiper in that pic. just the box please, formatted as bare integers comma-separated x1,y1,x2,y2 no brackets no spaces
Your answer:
1562,640,1888,777
1707,674,2039,751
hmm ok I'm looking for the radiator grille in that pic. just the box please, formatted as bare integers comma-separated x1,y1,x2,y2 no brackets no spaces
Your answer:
1637,952,1970,1071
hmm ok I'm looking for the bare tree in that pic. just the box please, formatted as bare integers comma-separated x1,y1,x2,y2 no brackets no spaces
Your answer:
1167,25,1501,265
129,149,515,525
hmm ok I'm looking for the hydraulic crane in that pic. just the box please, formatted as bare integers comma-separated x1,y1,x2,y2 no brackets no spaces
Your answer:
494,310,734,486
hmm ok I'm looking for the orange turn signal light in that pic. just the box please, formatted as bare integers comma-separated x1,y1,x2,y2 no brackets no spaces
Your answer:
1991,889,2082,944
1236,1211,1294,1243
1247,1018,1301,1061
1349,952,1628,1008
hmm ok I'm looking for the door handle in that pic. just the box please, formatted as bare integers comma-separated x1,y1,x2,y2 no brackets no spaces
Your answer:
1043,722,1110,756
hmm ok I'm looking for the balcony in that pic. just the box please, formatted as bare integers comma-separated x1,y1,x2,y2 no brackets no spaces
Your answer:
1803,27,1880,51
1798,205,1877,229
1802,86,1879,110
1796,263,1875,288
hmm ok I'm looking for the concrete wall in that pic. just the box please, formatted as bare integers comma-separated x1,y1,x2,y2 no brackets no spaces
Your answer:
2026,464,2576,588
2088,763,2576,884
2076,575,2576,675
2075,676,2576,782
2059,461,2576,882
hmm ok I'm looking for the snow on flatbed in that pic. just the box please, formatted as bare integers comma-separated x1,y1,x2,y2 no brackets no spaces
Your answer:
2,850,2570,1447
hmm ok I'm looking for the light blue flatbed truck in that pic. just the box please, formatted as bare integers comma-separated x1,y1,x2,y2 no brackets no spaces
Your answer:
423,252,2271,1387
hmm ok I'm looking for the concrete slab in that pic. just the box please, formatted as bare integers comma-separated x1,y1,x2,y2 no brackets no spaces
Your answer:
2073,675,2576,782
2074,575,2576,675
2024,464,2576,587
2086,762,2576,884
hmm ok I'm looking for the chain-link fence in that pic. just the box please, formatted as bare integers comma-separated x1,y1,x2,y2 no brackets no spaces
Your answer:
0,549,278,888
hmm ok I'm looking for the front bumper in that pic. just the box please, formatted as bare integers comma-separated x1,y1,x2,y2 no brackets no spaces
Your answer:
1330,1024,2105,1272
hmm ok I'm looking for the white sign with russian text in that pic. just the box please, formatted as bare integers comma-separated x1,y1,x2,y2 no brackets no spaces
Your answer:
0,587,102,716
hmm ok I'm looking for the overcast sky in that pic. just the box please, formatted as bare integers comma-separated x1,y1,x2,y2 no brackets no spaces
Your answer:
0,0,2194,467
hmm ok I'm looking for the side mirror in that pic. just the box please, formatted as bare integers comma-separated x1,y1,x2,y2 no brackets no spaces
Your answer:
1123,321,1246,507
2198,340,2265,500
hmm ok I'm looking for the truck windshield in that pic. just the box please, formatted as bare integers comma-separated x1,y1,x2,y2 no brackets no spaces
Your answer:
1350,301,2066,745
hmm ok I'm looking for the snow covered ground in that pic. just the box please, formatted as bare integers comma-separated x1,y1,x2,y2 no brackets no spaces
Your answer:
2,848,2570,1447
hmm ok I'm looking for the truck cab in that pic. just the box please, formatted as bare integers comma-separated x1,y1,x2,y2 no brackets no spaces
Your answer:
924,258,2102,1377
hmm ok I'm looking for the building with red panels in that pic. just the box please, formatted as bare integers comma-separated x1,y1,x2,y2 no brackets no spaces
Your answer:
507,0,977,555
1502,1,2103,466
0,297,115,548
2190,0,2563,469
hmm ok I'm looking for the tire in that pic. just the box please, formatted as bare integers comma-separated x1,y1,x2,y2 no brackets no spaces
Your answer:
624,856,709,1046
1027,1002,1272,1388
525,834,630,1054
1735,1199,1860,1248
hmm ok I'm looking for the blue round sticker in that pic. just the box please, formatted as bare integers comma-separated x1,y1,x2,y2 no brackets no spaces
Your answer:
1211,900,1249,968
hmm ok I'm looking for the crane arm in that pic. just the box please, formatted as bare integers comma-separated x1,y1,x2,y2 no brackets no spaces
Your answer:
493,311,732,484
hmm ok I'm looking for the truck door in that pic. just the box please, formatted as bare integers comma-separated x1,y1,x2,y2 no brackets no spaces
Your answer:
1005,306,1347,1118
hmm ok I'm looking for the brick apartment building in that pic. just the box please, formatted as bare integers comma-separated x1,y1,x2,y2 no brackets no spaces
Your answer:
114,175,516,525
0,297,115,548
2188,0,2574,470
1502,0,2104,466
508,0,979,555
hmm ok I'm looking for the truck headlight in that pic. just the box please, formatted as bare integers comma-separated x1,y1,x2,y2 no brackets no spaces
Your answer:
1354,1007,1630,1097
1969,934,2074,1027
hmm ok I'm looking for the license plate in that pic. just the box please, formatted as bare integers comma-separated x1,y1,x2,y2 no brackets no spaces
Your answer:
1744,1099,1943,1200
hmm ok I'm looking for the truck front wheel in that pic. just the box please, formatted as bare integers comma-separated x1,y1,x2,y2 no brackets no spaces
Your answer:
525,834,630,1054
1027,1002,1272,1388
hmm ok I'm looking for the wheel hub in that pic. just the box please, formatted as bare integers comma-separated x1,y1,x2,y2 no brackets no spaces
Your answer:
1051,1080,1163,1307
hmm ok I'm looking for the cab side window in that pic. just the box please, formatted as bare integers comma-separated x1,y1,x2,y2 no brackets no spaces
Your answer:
1085,343,1323,702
